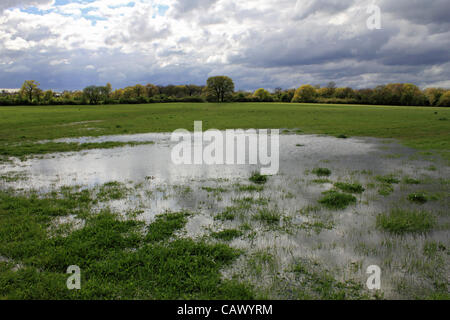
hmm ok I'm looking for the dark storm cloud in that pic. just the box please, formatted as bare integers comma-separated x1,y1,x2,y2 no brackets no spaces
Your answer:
0,0,449,91
381,0,450,26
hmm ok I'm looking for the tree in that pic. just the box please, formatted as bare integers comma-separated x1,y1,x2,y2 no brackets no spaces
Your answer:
424,88,445,106
206,76,235,102
437,91,450,107
292,85,317,103
185,84,203,97
145,84,159,98
400,83,425,106
43,90,54,103
133,84,145,98
83,86,104,104
323,81,336,97
253,88,271,101
20,80,40,103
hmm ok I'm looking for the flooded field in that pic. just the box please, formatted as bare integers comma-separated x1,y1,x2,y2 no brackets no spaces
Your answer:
1,131,449,299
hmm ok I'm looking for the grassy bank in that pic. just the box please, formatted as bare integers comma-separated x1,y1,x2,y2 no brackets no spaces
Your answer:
0,103,449,159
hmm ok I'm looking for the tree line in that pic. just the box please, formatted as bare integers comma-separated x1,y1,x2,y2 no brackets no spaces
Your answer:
1,77,449,107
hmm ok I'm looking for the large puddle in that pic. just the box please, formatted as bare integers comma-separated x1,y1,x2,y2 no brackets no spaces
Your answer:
1,132,449,299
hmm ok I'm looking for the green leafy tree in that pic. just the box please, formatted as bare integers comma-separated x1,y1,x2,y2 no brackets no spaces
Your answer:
83,86,105,104
292,85,317,103
20,80,40,103
437,91,450,107
424,88,445,106
253,88,271,101
206,76,235,102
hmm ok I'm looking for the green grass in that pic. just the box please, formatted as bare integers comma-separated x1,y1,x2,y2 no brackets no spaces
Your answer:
253,209,281,225
0,141,154,160
334,182,365,194
211,229,243,241
215,207,239,221
0,189,254,299
145,212,190,242
97,181,130,201
376,175,400,184
291,259,368,300
376,209,436,234
403,177,421,185
378,184,394,196
249,172,268,184
407,193,429,204
0,103,449,160
312,168,332,177
318,191,357,210
236,184,264,192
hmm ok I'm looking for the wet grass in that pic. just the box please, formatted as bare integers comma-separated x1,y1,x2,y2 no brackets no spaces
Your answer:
211,229,243,241
253,209,281,225
249,172,268,184
376,175,400,184
403,177,421,185
1,103,449,160
0,141,154,160
97,181,130,201
378,184,394,196
145,212,190,242
311,178,332,184
376,209,436,234
215,207,238,221
334,182,365,194
0,188,254,299
291,259,369,300
236,184,264,192
312,168,332,177
407,193,429,204
0,171,28,182
318,191,357,210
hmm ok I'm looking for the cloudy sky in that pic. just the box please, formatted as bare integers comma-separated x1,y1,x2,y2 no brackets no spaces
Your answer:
0,0,449,91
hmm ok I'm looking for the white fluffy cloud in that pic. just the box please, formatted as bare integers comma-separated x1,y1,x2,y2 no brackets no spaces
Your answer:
0,0,449,90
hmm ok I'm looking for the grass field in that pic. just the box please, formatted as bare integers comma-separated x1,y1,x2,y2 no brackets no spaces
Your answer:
0,103,449,159
0,102,449,300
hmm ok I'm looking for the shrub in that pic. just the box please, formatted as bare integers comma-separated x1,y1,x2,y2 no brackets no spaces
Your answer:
292,85,317,103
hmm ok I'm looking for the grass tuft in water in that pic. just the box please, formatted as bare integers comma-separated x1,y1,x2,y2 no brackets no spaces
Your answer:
97,181,130,201
312,168,332,177
378,184,394,196
376,175,400,184
334,182,365,194
146,212,190,242
376,209,435,234
407,193,428,204
318,191,357,210
253,209,281,225
249,172,268,184
211,229,243,241
403,177,421,185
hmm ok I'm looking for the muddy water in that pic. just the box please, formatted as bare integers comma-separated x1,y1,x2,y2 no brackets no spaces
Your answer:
1,132,449,299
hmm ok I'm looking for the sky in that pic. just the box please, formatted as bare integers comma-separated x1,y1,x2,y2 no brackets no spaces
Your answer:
0,0,449,91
